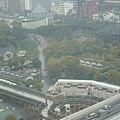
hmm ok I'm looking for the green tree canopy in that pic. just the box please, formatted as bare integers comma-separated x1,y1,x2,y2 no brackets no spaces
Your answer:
5,114,17,120
106,70,120,85
21,106,38,120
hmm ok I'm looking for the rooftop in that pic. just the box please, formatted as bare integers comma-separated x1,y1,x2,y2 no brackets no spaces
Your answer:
32,4,47,14
0,46,16,55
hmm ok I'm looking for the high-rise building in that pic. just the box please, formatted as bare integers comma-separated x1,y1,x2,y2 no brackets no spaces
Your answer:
4,0,25,14
20,0,25,13
25,0,50,11
80,0,99,18
4,0,9,11
58,1,74,16
0,0,4,8
30,0,39,10
25,0,32,11
40,0,50,11
51,1,75,16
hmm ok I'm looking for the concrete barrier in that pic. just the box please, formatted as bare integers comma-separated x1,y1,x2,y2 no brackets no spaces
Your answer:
61,94,120,120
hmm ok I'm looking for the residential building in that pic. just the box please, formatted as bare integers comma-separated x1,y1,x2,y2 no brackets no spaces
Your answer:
29,0,40,11
4,0,25,14
104,0,120,8
0,0,4,8
25,0,31,10
70,0,85,18
58,1,65,15
16,51,26,57
80,0,99,18
51,3,59,15
39,0,50,11
3,0,50,13
0,46,16,61
51,1,74,16
105,0,120,4
20,0,25,13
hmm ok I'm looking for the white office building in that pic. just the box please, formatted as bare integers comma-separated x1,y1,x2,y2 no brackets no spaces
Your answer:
51,1,74,16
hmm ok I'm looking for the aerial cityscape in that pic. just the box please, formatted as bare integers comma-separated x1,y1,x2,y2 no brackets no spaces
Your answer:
0,0,120,120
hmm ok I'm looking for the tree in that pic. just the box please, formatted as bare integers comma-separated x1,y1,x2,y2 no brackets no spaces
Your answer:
21,106,39,120
32,59,41,68
93,71,103,81
8,59,13,69
106,70,120,85
46,57,61,80
5,114,17,120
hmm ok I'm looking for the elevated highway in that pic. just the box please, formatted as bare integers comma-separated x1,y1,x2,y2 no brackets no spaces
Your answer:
105,112,120,120
0,79,120,120
61,93,120,120
0,82,53,118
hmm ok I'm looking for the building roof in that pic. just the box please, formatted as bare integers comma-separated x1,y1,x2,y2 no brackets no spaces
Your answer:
0,46,16,55
32,4,47,14
17,50,26,57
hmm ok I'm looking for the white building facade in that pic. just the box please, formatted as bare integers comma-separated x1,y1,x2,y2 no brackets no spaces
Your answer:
51,1,74,16
25,0,31,10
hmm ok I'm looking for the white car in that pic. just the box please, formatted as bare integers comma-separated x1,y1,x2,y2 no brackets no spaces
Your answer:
10,73,15,76
99,109,107,112
6,72,10,75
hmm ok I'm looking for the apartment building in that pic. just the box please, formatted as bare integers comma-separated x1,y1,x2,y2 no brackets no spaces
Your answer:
4,0,25,14
80,0,99,18
0,0,4,8
51,1,74,16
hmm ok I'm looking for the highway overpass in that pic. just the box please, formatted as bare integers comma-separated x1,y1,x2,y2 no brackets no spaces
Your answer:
0,82,53,118
0,79,120,120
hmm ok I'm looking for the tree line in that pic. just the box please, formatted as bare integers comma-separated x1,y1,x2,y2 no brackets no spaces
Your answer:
34,23,120,85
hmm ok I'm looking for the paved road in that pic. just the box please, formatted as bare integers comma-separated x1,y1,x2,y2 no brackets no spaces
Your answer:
98,103,120,120
76,99,120,120
0,84,53,117
105,112,120,120
30,34,55,91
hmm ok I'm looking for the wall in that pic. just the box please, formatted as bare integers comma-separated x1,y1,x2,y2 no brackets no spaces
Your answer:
22,19,47,29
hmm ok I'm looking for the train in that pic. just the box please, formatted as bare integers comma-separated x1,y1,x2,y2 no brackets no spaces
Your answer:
0,79,17,86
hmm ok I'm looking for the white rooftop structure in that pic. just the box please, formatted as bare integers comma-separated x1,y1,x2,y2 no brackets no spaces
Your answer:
55,79,120,91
